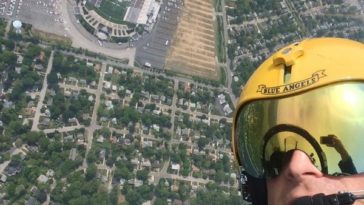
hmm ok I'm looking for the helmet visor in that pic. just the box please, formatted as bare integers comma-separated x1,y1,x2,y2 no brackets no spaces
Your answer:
234,82,364,178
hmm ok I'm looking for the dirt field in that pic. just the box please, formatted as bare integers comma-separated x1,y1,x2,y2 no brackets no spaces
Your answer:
32,28,72,46
165,0,219,80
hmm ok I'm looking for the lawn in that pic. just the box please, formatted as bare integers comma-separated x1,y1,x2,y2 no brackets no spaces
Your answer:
94,0,130,24
214,0,223,12
215,16,226,63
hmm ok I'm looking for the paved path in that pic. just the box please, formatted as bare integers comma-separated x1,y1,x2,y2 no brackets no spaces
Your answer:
151,159,170,185
60,50,236,104
82,62,107,170
170,79,178,137
220,0,237,106
4,20,11,39
32,51,54,131
42,125,85,134
0,161,10,176
151,171,212,185
59,83,97,94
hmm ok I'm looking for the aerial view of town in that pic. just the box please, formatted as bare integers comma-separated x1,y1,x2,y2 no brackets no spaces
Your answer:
0,0,363,204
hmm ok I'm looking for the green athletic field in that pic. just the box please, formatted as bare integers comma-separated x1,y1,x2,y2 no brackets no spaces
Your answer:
93,0,130,24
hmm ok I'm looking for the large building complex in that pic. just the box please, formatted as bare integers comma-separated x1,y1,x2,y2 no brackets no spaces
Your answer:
124,0,160,25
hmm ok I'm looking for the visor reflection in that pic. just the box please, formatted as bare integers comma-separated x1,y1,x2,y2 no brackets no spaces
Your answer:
235,82,364,178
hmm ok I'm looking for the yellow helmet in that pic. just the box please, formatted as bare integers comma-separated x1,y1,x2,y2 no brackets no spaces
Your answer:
232,38,364,179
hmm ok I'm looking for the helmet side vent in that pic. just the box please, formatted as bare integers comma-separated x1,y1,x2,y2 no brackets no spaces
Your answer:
284,65,292,83
273,43,304,84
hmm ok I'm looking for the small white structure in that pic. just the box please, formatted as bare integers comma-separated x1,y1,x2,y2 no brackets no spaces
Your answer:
104,81,111,89
171,163,180,171
107,66,114,74
218,94,226,105
0,174,7,183
12,20,22,34
37,174,49,183
223,104,233,115
96,31,108,40
46,169,55,177
86,61,94,67
152,124,160,132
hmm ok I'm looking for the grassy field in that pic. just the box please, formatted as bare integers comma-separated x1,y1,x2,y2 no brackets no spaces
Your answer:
220,66,227,85
214,0,223,12
32,28,72,46
215,16,226,63
89,0,130,24
0,19,6,37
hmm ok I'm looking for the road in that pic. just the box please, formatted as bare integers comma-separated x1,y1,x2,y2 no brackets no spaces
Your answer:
220,0,237,106
24,0,237,189
60,50,233,98
59,83,97,94
60,0,136,66
25,51,232,193
170,79,178,138
151,170,212,185
284,0,309,36
150,158,169,185
31,51,54,131
81,62,107,171
42,125,85,134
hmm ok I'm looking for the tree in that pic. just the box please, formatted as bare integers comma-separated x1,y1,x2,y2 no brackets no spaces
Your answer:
154,198,168,205
86,148,97,164
116,107,140,125
137,185,153,200
48,141,62,153
90,190,108,205
47,72,59,89
136,169,149,181
114,166,133,180
215,170,225,183
22,131,45,145
222,154,231,172
155,182,171,199
14,138,22,148
170,153,181,164
60,160,82,176
9,81,24,101
81,180,99,196
197,137,209,150
181,163,190,177
86,164,97,181
14,184,26,198
125,189,141,205
179,183,190,201
39,137,50,152
2,51,17,66
109,186,119,205
10,154,22,167
35,189,47,203
68,196,89,205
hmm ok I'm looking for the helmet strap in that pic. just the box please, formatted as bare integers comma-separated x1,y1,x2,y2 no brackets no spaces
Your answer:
239,170,267,205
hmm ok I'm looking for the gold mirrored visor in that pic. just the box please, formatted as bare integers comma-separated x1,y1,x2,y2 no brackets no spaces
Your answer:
234,82,364,178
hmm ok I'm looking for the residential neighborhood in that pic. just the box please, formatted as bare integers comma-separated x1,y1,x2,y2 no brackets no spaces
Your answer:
226,0,364,96
0,17,238,204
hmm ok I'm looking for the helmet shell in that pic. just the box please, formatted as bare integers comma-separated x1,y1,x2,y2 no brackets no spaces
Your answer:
232,38,364,164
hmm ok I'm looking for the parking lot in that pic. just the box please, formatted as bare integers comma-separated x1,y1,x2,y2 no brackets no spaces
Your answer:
0,0,67,36
0,0,21,17
135,0,183,70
